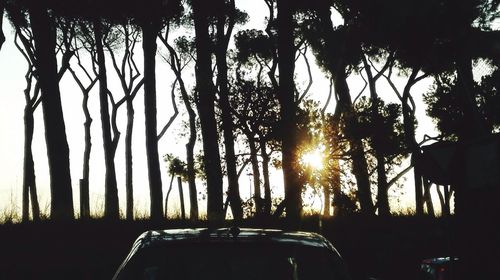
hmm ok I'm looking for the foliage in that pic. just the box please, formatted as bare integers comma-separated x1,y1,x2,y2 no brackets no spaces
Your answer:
424,68,500,139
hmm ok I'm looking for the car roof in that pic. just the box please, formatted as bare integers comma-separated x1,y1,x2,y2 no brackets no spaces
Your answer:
135,227,337,251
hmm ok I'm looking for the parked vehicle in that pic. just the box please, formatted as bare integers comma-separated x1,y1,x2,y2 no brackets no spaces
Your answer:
420,257,459,280
113,227,350,280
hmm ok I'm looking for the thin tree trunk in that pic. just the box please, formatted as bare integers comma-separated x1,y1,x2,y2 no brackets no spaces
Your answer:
178,78,199,220
160,36,199,220
94,20,119,219
401,68,424,216
29,7,74,220
444,185,451,216
362,56,390,216
331,158,342,217
165,175,174,218
125,98,134,220
80,91,92,219
177,176,185,220
215,0,243,221
260,137,272,215
323,184,331,216
277,0,301,226
142,20,164,221
436,184,447,217
193,0,224,222
23,107,39,222
248,134,263,215
423,179,435,217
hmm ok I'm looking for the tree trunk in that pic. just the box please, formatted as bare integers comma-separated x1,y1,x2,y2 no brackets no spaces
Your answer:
125,98,134,220
248,134,263,215
165,175,174,218
323,184,331,216
80,91,92,219
443,185,451,216
142,20,163,221
23,107,40,222
331,158,342,216
334,69,374,215
423,179,435,217
180,81,199,221
260,137,272,216
436,184,447,217
362,57,390,216
29,7,74,221
401,69,424,215
215,0,243,221
315,7,374,215
177,176,185,220
162,38,199,221
277,0,301,226
0,4,5,50
192,0,224,222
94,20,119,220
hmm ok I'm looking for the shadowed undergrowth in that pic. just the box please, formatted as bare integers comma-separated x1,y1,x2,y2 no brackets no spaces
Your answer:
0,215,455,280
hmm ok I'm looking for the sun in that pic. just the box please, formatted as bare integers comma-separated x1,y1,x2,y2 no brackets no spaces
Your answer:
300,147,324,171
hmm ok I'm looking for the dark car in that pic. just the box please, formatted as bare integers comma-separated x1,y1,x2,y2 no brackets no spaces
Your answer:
419,257,459,280
113,227,350,280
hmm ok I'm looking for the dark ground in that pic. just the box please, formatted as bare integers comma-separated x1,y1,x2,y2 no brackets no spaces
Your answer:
0,215,456,280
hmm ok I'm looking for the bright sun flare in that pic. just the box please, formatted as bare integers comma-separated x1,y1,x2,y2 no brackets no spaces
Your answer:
301,148,324,170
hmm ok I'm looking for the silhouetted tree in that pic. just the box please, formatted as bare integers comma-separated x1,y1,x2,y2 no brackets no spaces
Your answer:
93,19,119,219
159,30,200,220
192,0,224,222
424,70,500,141
29,3,74,220
140,1,164,221
214,0,244,221
163,154,187,219
13,25,41,222
67,26,98,219
233,27,280,216
299,4,375,215
277,0,302,224
104,23,144,220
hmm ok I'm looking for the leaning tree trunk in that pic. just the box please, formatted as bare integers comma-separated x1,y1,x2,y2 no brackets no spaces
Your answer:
142,20,164,221
162,36,199,220
277,0,301,226
29,6,74,221
215,0,243,221
94,20,119,220
193,0,224,222
178,78,199,220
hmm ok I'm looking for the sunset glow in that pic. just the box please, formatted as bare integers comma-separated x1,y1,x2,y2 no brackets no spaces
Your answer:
300,147,324,171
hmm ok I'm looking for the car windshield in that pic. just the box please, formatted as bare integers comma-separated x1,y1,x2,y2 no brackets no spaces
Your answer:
116,241,348,280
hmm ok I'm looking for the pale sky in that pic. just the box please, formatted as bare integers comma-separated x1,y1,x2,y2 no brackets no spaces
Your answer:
0,2,441,219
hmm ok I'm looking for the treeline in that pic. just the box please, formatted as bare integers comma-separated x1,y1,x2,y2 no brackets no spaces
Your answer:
0,0,499,224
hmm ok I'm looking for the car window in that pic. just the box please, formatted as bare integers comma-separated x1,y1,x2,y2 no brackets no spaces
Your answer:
116,242,348,280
